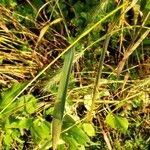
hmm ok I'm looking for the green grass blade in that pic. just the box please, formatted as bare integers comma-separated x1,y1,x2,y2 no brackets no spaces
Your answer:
52,48,74,150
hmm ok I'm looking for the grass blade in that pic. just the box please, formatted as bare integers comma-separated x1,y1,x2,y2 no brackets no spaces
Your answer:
52,48,74,150
35,18,62,49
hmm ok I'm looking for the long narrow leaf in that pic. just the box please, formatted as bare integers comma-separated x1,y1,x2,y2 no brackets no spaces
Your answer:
52,47,74,150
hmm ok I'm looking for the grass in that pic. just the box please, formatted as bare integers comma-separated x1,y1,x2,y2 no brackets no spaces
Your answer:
0,0,150,149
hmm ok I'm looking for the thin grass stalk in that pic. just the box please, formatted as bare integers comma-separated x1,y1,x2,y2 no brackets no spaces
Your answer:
86,34,111,122
116,11,150,76
117,29,150,76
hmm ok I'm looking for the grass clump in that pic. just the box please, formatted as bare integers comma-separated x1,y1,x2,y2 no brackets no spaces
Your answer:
0,0,150,149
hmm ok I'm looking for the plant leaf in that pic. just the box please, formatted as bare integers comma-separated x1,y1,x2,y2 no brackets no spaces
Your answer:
0,83,26,117
52,47,74,150
82,123,95,137
145,1,150,9
106,113,129,131
18,94,38,114
35,18,62,48
62,115,90,148
31,118,51,142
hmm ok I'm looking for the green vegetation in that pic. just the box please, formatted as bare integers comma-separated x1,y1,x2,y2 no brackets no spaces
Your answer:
0,0,150,149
